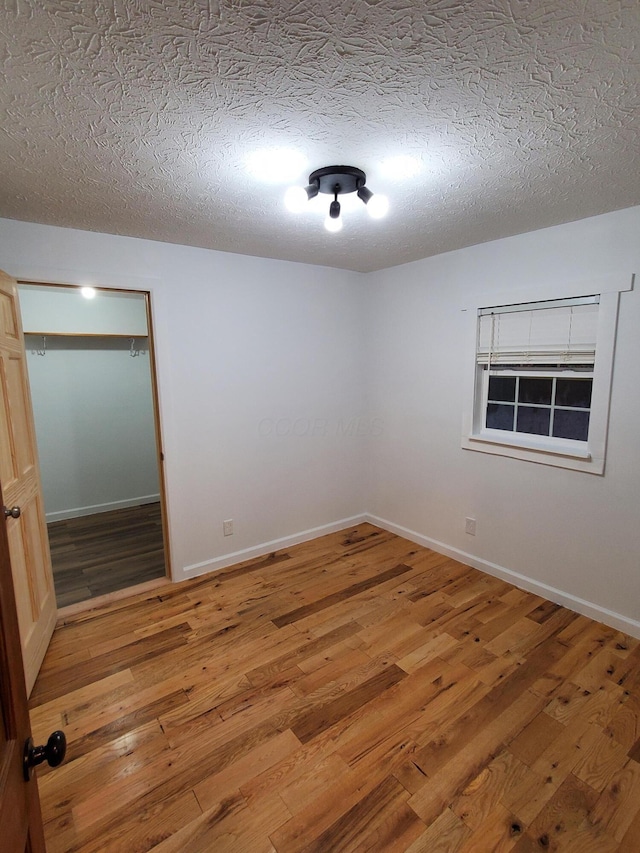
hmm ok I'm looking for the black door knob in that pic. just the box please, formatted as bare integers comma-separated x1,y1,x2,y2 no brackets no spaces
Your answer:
23,730,67,781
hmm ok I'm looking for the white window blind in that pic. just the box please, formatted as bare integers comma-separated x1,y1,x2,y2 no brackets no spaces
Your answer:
477,297,599,366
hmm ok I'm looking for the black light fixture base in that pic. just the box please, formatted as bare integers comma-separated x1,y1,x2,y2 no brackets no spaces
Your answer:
309,166,366,195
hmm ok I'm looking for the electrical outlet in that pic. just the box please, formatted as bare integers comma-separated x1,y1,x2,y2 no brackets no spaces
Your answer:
465,517,476,536
223,519,233,536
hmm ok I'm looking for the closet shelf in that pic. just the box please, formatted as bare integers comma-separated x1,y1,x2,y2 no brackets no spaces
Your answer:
24,332,149,338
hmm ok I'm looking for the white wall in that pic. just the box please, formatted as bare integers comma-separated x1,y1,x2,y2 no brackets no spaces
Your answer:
0,218,367,580
21,285,159,521
24,336,160,521
365,206,640,634
2,207,639,636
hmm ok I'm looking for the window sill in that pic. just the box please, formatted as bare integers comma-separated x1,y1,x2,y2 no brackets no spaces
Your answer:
468,430,592,460
462,430,603,474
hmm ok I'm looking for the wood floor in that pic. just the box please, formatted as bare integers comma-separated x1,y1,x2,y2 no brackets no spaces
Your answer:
47,503,166,607
29,524,640,852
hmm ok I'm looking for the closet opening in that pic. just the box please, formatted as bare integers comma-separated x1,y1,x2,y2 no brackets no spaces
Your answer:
18,282,170,609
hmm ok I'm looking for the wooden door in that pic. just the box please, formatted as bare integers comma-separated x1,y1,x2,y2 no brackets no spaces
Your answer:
0,480,47,852
0,269,56,695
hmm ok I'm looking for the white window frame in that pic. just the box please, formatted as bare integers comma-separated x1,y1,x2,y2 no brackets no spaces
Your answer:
462,283,626,475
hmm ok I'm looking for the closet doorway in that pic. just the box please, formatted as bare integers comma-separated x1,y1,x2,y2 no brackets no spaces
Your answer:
18,283,169,608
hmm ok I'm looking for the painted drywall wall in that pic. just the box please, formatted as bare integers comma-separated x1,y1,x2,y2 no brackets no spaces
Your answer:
21,285,159,520
365,205,640,633
24,335,160,521
0,218,367,581
2,206,639,634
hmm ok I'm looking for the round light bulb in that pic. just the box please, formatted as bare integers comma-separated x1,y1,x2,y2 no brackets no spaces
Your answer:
324,215,343,233
81,286,97,299
284,185,309,213
367,194,389,220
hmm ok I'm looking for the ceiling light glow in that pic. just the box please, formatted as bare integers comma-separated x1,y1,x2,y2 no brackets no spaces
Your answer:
380,155,421,180
284,185,310,213
248,149,307,183
80,286,97,299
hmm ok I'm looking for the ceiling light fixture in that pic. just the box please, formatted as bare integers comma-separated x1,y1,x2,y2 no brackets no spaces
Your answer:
285,165,388,232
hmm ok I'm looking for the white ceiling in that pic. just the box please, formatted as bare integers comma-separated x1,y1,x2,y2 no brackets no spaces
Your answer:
1,1,639,273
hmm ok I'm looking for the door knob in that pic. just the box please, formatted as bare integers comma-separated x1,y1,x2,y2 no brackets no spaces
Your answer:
4,506,21,519
23,730,67,781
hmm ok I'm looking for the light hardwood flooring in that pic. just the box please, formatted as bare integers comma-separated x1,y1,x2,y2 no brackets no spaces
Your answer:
29,523,640,852
47,503,166,608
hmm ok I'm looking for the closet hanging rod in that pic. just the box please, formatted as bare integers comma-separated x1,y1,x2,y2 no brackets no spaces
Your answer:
23,331,149,339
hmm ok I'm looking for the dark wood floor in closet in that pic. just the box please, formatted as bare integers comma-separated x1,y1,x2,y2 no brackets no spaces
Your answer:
48,502,166,608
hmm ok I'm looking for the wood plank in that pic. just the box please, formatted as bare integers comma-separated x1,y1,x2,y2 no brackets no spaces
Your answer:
193,729,301,811
30,623,190,706
457,803,525,853
508,711,565,767
272,563,413,627
347,801,426,853
294,775,410,853
290,664,407,744
408,689,548,826
404,807,471,852
451,748,531,830
520,773,614,852
591,758,640,842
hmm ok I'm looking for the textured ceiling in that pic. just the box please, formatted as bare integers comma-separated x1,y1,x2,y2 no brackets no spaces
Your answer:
0,1,639,273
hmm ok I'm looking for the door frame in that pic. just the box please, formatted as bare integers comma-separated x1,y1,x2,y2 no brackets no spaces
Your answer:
17,280,172,595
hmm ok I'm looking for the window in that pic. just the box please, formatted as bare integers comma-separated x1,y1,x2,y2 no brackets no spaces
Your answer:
462,291,620,475
486,373,592,440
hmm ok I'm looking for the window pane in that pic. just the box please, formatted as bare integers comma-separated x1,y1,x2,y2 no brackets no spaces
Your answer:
488,376,516,402
553,409,590,441
516,406,550,436
519,377,552,405
486,403,515,431
555,378,593,408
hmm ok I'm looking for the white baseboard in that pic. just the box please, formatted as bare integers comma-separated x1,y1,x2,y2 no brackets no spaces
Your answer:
182,514,367,579
365,513,640,640
46,494,161,523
